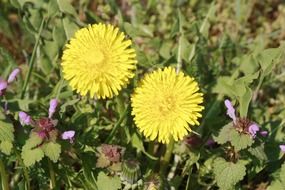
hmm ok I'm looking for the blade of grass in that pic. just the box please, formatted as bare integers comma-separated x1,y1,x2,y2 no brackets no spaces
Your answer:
20,19,45,99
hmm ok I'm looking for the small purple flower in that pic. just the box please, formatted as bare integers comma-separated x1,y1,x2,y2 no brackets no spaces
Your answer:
224,99,237,123
280,145,285,153
19,111,32,126
0,78,8,96
7,68,20,84
48,99,58,118
260,130,268,137
62,130,75,143
248,123,260,138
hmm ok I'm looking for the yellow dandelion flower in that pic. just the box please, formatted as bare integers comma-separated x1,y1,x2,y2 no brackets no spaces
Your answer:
131,67,204,144
61,23,137,99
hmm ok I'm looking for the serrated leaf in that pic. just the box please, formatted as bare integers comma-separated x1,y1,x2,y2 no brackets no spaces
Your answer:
21,133,44,166
0,120,14,142
213,158,246,190
248,144,267,161
0,118,14,155
96,172,121,190
22,133,43,150
0,141,13,155
213,123,253,151
21,148,44,167
42,142,61,163
96,155,111,168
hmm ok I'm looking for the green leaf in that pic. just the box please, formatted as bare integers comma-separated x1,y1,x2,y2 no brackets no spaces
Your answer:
22,133,43,150
159,41,173,59
0,141,13,155
238,86,252,117
131,133,158,160
21,148,44,167
47,0,59,17
56,0,77,16
248,144,267,161
42,142,61,162
21,133,44,166
213,157,246,190
96,172,121,190
62,17,79,40
0,118,14,155
96,155,111,168
213,123,253,151
0,120,14,142
268,164,285,190
256,48,282,76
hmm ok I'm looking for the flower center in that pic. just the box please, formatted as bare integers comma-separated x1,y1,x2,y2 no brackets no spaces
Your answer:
158,96,176,117
85,49,105,66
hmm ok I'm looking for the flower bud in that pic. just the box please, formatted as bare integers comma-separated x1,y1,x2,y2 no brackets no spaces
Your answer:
122,159,141,184
7,68,20,83
62,130,75,143
0,78,7,96
19,111,32,126
48,99,58,118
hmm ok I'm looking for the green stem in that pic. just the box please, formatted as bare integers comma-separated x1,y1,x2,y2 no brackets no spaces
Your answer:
105,105,129,143
0,158,9,190
185,166,193,190
147,141,155,155
20,19,45,99
48,159,56,189
160,138,174,176
176,9,183,73
15,149,30,190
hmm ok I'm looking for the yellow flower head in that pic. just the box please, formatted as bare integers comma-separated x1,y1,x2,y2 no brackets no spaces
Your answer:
131,67,204,144
61,23,137,99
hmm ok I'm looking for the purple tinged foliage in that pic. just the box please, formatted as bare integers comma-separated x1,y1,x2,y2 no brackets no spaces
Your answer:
224,99,237,123
7,68,20,83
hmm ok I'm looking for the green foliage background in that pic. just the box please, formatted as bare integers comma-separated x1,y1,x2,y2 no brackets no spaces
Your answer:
0,0,285,189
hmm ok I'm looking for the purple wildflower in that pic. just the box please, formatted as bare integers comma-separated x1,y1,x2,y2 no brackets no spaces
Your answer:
7,68,20,84
62,130,75,143
280,145,285,153
0,78,7,96
224,99,237,123
248,123,260,138
19,111,32,126
260,130,268,137
48,99,58,118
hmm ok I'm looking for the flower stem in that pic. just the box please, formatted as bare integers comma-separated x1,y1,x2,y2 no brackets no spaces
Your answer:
176,9,183,74
160,138,174,176
48,159,56,189
105,105,129,143
0,158,9,190
15,149,30,190
20,19,45,99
